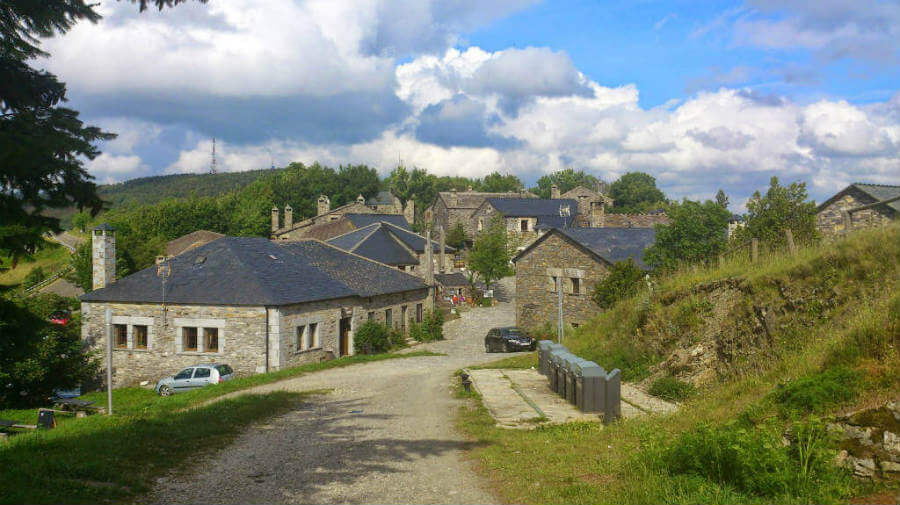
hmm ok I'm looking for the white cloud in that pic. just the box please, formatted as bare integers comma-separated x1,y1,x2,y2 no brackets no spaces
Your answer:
86,153,148,183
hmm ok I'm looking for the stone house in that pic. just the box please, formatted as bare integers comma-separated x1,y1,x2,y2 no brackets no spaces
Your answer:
271,191,413,240
424,188,537,239
326,221,454,276
816,183,900,235
556,184,614,227
471,197,578,247
81,227,432,387
597,211,669,228
435,272,472,304
512,227,656,330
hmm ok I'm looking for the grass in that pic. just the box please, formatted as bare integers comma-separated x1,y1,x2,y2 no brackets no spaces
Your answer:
0,349,445,504
468,351,538,370
454,225,900,504
0,240,70,287
0,350,444,424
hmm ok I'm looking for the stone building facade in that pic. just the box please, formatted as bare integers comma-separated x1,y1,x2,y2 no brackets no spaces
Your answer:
512,227,655,330
272,191,412,241
424,188,537,238
816,183,899,235
598,212,669,228
81,231,432,387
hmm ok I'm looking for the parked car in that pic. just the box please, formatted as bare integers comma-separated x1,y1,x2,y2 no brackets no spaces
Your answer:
484,327,536,353
155,364,235,396
49,309,71,326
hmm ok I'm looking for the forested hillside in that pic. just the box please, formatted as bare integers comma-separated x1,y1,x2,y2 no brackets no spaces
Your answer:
98,169,277,208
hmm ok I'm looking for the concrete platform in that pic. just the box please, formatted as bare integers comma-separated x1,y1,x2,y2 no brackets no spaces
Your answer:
467,368,677,429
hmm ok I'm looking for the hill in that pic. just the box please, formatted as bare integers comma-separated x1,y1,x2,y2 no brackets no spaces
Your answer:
458,224,900,504
96,169,277,208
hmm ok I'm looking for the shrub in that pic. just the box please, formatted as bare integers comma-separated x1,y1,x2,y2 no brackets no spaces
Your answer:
648,376,696,402
23,266,46,287
409,310,445,342
353,321,391,354
592,259,645,309
769,366,861,416
651,419,851,501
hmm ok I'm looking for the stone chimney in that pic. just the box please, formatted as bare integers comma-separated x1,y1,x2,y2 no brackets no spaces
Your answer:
271,206,279,233
404,195,415,225
356,194,365,204
92,223,116,290
438,225,446,274
467,185,473,192
551,184,560,199
284,204,293,230
450,188,458,206
317,195,330,216
424,230,435,286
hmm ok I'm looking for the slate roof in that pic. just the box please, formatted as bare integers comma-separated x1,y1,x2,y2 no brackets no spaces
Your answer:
817,183,900,214
435,272,468,287
344,213,410,230
486,198,579,217
81,237,427,306
437,191,536,209
166,230,225,256
513,227,657,270
339,226,419,266
328,222,453,256
366,190,396,206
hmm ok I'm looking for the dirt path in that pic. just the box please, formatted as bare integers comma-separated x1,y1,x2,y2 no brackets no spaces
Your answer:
147,278,516,505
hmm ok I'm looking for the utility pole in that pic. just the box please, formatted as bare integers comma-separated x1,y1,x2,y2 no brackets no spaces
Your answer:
209,138,218,174
105,308,113,415
557,276,564,344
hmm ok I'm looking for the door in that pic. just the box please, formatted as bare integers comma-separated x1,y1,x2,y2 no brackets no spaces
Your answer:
401,305,407,330
192,367,212,389
172,368,194,391
339,317,351,357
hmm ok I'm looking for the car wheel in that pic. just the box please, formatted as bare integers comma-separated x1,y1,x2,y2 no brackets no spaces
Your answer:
158,385,174,397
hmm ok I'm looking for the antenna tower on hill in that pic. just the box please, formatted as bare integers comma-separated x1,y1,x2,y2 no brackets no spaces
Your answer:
209,138,218,175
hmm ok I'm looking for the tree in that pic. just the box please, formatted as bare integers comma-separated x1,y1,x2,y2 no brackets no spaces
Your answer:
531,168,599,199
446,222,468,249
468,217,513,291
608,172,667,213
71,211,91,233
69,242,93,292
715,189,729,209
644,199,731,271
592,259,646,309
736,176,818,247
481,172,522,192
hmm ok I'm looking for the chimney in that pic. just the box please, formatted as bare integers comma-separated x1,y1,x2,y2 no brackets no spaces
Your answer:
284,204,293,230
356,194,365,204
450,188,458,206
551,184,560,199
317,195,330,216
439,225,446,273
424,229,434,286
467,185,473,192
271,206,279,233
404,195,415,225
92,224,116,290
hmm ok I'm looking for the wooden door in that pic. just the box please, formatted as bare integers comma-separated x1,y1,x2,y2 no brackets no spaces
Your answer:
339,317,351,356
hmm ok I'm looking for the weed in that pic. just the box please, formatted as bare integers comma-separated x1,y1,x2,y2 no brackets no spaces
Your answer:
647,376,696,402
769,366,860,416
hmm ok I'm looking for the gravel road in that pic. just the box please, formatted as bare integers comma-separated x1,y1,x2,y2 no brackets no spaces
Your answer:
147,278,516,505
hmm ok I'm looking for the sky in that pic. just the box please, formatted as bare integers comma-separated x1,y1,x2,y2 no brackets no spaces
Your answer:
41,0,900,208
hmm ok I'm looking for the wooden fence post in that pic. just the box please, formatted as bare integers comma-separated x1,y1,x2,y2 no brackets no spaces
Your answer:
751,238,759,264
785,229,797,256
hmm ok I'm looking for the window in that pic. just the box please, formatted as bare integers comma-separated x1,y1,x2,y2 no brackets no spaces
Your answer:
215,364,233,376
194,367,211,378
309,322,319,348
416,303,423,323
174,368,193,380
204,327,219,352
183,327,198,352
296,325,307,350
477,218,484,231
571,277,581,295
114,324,127,348
385,309,392,328
367,311,375,321
521,219,529,232
134,325,148,349
548,275,558,292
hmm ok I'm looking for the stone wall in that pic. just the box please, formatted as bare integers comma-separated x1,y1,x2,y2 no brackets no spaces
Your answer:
816,192,895,235
514,232,608,330
599,213,669,228
82,288,432,387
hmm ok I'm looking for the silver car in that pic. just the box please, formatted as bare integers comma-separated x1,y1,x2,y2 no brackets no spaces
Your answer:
155,364,235,396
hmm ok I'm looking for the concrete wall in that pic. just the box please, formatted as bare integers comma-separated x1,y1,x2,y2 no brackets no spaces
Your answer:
816,192,895,235
82,288,432,387
514,232,609,330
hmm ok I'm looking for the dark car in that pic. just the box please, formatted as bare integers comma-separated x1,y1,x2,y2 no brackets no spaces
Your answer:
49,310,71,326
484,327,536,353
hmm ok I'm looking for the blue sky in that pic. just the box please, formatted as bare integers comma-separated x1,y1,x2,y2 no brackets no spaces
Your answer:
41,0,900,207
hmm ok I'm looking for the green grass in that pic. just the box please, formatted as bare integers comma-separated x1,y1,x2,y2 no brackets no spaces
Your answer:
468,352,538,370
0,241,70,287
0,350,444,424
647,376,697,402
0,391,305,504
454,225,900,504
